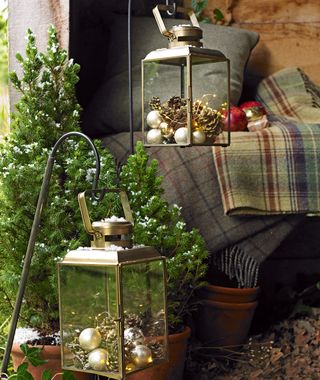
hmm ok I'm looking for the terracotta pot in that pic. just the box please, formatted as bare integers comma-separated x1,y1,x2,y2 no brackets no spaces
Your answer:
195,299,258,347
128,326,191,380
198,284,260,303
11,344,91,380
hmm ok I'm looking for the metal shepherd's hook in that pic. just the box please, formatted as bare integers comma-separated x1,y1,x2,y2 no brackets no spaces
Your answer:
0,132,101,377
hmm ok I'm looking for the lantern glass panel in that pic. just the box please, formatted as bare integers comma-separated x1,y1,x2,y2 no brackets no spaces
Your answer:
59,265,121,376
142,50,230,147
121,259,168,369
142,59,188,146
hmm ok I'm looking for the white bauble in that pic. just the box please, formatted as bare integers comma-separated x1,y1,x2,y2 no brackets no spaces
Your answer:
146,129,163,144
88,348,108,371
79,328,102,351
124,327,145,345
174,127,188,144
131,344,153,368
192,130,206,144
146,110,162,128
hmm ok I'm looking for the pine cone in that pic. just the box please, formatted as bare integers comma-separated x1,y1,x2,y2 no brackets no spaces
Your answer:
167,96,186,110
124,313,143,330
169,107,187,131
149,97,161,111
194,106,223,138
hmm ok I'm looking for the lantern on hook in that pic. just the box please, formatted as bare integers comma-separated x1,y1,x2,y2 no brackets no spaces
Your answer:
142,5,230,147
57,189,168,379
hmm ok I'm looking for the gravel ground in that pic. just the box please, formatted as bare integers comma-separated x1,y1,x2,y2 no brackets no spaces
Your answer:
186,308,320,379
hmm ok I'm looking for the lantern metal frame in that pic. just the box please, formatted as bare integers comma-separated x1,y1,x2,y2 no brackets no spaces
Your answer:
140,4,231,148
57,250,169,379
142,47,231,147
57,188,169,379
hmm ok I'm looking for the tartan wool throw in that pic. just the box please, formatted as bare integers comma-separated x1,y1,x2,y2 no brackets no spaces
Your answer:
213,67,320,216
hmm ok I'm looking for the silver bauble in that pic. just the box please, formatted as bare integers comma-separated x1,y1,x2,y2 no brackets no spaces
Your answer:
146,129,163,144
174,127,188,144
146,110,162,128
192,130,206,144
160,122,174,139
131,344,153,368
79,328,102,351
124,327,145,344
88,348,108,371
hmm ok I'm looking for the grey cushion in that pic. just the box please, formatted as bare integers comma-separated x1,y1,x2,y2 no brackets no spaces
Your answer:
81,15,259,137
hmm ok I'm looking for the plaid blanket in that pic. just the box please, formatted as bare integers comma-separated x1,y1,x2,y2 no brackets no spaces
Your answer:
103,68,317,287
213,67,320,216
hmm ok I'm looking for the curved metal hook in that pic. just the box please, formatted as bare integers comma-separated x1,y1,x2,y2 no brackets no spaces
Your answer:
1,131,101,376
166,0,177,16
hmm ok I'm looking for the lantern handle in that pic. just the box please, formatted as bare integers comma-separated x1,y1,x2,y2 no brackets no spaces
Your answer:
152,5,200,38
78,188,134,236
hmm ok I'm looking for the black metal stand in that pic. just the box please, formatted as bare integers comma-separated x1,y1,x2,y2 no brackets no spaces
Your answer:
0,132,100,377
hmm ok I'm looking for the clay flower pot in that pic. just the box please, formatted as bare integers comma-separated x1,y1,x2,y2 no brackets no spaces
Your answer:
11,344,91,380
198,284,260,303
195,299,258,347
128,326,191,380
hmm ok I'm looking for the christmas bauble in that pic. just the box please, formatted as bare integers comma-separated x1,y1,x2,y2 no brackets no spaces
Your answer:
146,129,163,144
146,110,162,128
174,127,188,144
124,327,145,344
131,344,153,368
79,328,102,351
192,130,206,144
240,101,266,121
126,362,136,372
88,348,108,371
159,122,174,139
222,106,248,132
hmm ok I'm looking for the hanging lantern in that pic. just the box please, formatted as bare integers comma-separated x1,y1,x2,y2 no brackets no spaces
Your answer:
57,189,168,379
142,5,231,147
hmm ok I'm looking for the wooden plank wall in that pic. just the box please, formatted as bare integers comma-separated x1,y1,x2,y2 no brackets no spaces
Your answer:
8,0,69,107
184,0,320,85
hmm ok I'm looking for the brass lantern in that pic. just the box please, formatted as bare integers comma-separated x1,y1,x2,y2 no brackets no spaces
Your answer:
142,5,230,147
57,189,168,379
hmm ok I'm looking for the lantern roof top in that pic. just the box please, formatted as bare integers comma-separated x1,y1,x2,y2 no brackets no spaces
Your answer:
60,246,162,265
143,46,228,64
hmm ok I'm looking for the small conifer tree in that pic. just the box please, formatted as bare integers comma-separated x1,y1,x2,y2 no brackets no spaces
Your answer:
0,26,208,337
0,27,116,332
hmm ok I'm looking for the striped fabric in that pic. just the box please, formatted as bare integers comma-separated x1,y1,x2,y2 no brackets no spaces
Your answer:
213,67,320,216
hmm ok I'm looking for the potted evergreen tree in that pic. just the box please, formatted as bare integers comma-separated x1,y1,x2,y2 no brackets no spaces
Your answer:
0,27,208,380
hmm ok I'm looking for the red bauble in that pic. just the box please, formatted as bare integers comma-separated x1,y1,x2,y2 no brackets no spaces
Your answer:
222,106,248,132
240,101,267,121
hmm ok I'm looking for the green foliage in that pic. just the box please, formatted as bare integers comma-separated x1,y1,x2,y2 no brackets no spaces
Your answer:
0,3,8,136
5,344,75,380
0,26,117,332
120,142,208,332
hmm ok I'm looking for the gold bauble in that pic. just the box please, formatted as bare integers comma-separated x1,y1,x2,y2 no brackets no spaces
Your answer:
159,122,174,139
192,130,206,144
131,344,153,368
126,362,136,372
79,328,102,351
88,348,108,371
